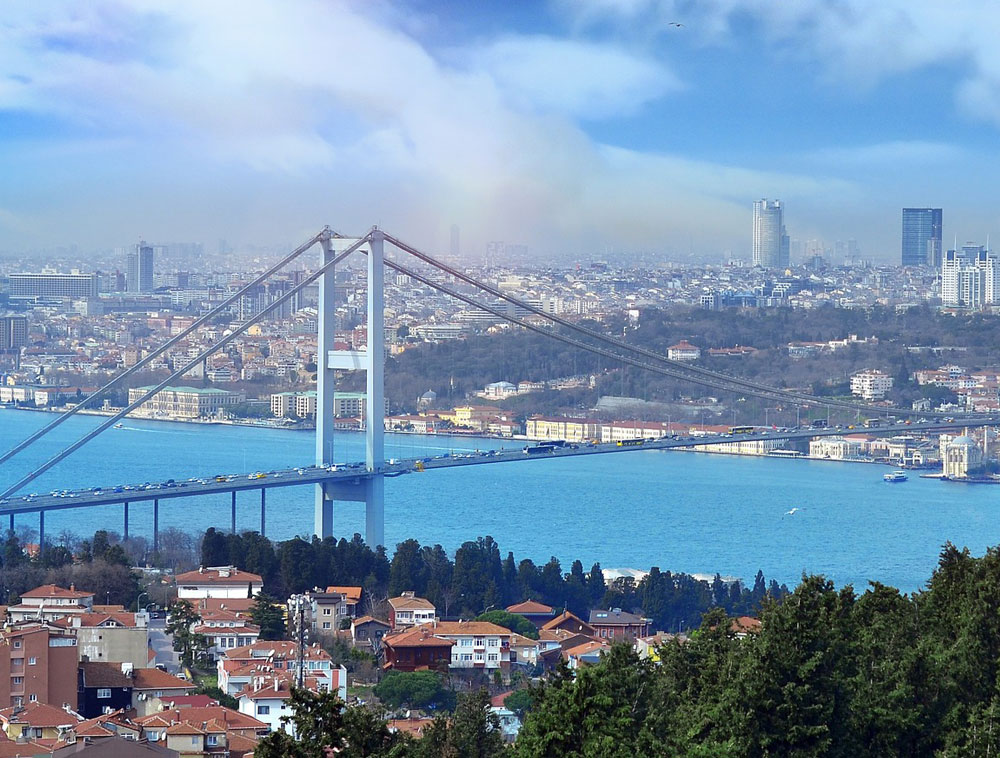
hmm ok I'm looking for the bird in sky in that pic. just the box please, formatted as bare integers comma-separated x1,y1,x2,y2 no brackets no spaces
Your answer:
669,22,684,27
785,507,800,516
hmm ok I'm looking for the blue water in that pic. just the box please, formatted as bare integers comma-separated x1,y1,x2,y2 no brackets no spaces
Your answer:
0,407,997,592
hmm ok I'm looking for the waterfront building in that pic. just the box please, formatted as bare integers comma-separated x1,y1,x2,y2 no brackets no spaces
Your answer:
526,416,601,442
850,369,893,400
271,390,375,420
902,208,943,266
9,270,99,300
128,385,245,419
752,199,790,269
809,436,864,460
942,434,983,479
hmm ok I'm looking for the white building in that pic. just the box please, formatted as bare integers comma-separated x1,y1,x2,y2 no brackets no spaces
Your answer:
175,567,263,599
667,341,701,362
431,621,511,673
809,436,864,460
388,593,437,630
237,669,347,735
752,199,789,269
942,434,983,479
941,246,1000,308
850,369,893,401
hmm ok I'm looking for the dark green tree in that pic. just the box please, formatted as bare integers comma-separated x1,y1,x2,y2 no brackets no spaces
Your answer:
250,592,286,641
374,671,455,712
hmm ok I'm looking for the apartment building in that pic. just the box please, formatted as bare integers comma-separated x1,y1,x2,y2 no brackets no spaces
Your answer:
0,622,79,709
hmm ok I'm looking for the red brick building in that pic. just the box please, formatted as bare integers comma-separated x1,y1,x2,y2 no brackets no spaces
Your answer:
382,627,454,672
0,622,78,709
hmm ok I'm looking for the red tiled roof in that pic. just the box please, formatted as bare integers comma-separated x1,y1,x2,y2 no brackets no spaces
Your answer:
175,567,263,585
506,600,553,615
20,584,94,600
0,702,80,728
131,668,195,691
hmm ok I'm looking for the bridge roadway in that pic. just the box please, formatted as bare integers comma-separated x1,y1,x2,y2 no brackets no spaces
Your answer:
1,418,995,531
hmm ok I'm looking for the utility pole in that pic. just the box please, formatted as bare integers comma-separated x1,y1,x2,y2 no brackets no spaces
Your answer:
289,593,311,689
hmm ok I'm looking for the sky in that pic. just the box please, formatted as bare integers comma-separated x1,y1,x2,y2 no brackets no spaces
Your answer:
2,0,1000,262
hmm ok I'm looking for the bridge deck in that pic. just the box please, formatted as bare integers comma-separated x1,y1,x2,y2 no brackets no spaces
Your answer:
1,418,994,517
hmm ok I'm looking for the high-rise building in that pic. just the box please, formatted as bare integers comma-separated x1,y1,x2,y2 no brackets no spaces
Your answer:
0,315,28,350
901,208,942,267
752,199,789,268
941,243,998,307
127,241,154,292
9,271,99,299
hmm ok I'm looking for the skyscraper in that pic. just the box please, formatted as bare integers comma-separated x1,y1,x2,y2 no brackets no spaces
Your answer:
940,243,998,308
752,199,789,268
901,208,942,267
127,241,154,292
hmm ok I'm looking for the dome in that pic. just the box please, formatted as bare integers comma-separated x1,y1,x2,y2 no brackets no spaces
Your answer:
950,435,976,446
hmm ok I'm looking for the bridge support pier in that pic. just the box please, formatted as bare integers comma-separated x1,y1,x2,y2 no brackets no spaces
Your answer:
314,228,387,547
260,489,266,536
38,511,44,549
124,502,129,540
8,512,12,534
153,499,159,553
231,491,237,534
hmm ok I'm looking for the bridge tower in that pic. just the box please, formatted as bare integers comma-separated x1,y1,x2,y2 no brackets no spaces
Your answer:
314,228,386,547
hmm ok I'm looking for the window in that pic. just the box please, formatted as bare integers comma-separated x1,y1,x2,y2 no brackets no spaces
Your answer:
12,640,20,649
97,689,111,699
12,677,22,685
323,608,331,616
461,654,472,661
28,657,36,666
475,653,484,661
322,622,331,630
11,658,23,668
474,638,484,647
461,638,472,647
12,697,22,707
488,653,498,662
257,705,270,715
488,638,498,646
29,694,37,702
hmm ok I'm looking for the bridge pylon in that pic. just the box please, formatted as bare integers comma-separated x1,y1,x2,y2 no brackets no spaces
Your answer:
314,229,386,547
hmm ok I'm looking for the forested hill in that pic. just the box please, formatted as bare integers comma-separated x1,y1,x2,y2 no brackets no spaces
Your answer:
515,542,1000,757
344,304,1000,414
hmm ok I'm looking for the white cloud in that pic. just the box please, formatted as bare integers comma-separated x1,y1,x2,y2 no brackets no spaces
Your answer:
0,0,850,255
469,36,681,119
806,141,964,167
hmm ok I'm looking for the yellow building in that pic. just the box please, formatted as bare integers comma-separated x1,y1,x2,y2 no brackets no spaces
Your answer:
526,416,601,442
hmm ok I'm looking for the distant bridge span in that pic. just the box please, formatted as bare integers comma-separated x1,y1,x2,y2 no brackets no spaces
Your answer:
2,417,995,548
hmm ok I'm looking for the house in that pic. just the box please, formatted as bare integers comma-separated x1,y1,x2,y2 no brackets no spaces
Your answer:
130,668,197,717
488,691,522,744
541,611,595,637
508,633,541,668
135,706,268,747
78,662,134,719
325,586,362,618
432,621,511,673
351,616,391,650
505,600,555,629
8,584,95,623
303,590,352,636
175,567,263,600
0,701,81,741
73,612,150,670
731,617,762,639
50,734,179,757
588,609,652,641
564,640,610,669
634,632,684,662
388,593,437,630
382,627,455,673
190,609,260,660
0,621,80,709
236,670,347,735
216,642,335,697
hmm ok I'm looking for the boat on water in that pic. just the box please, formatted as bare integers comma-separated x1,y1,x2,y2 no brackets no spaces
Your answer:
884,470,908,483
113,423,124,429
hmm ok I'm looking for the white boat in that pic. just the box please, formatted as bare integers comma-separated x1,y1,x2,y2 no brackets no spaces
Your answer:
113,423,124,429
884,470,908,483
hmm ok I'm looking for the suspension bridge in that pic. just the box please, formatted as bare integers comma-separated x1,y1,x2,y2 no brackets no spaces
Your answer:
0,227,995,550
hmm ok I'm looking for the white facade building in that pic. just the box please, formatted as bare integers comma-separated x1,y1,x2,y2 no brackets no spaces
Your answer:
850,369,893,401
175,567,263,599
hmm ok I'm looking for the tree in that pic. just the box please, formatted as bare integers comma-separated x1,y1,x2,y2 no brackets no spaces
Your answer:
374,671,455,712
201,527,229,568
504,689,536,719
474,610,538,640
251,592,285,641
167,599,209,669
413,689,504,758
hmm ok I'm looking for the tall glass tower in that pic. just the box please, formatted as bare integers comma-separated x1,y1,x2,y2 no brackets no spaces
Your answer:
753,199,789,268
901,208,942,267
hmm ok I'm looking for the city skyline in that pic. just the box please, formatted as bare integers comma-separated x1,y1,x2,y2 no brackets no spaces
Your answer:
3,1,1000,260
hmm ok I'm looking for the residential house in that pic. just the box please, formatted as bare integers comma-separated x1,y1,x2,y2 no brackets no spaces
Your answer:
50,734,179,757
73,611,149,670
351,616,391,650
8,584,95,623
325,586,362,618
175,567,263,600
505,600,555,629
0,621,79,709
564,640,610,669
216,642,335,697
432,621,511,673
388,593,437,630
381,627,454,673
236,670,347,735
77,662,134,719
588,609,652,641
190,609,260,660
0,701,81,742
541,611,595,637
130,668,197,718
